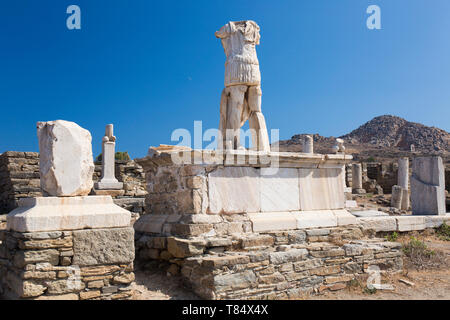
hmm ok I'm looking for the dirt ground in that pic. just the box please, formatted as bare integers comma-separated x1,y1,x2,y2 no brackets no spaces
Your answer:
131,233,450,300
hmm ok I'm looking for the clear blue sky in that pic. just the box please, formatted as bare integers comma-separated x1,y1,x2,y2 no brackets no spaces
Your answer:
1,0,449,158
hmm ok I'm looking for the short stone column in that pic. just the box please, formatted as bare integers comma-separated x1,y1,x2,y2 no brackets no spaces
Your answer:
94,124,123,192
1,120,135,300
411,156,446,215
391,185,403,209
352,163,365,194
303,135,313,154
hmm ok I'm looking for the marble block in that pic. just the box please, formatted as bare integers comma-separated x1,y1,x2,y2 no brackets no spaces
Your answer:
411,156,446,215
37,120,94,197
248,212,297,232
357,217,397,232
395,216,426,232
208,167,261,214
332,209,357,226
298,168,344,210
293,210,338,229
7,196,131,232
351,210,388,217
94,181,124,190
260,168,300,212
133,214,168,234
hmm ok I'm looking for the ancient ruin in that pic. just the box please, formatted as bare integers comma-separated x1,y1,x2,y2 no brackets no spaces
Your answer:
0,19,449,301
1,121,135,300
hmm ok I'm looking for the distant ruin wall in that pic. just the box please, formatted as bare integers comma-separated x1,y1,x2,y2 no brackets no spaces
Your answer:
0,151,147,214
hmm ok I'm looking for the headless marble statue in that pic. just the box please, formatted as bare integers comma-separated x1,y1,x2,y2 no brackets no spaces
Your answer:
216,20,270,152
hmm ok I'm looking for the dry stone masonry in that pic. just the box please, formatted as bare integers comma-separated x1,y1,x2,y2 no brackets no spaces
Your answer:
0,120,135,300
0,152,41,214
130,146,405,299
0,228,134,300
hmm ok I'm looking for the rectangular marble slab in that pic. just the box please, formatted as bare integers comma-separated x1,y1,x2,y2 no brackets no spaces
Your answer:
298,168,344,210
208,166,261,214
260,168,300,212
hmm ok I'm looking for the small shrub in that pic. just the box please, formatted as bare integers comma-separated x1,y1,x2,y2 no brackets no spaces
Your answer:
96,151,131,163
436,223,450,241
402,237,445,270
385,232,399,242
364,287,377,295
367,156,376,162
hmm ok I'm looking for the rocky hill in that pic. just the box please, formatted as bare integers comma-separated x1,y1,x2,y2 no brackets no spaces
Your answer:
277,115,450,163
341,115,449,153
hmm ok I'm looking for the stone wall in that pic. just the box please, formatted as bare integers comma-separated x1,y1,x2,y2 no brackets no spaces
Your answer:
135,225,403,299
0,151,147,215
0,152,41,214
0,227,135,300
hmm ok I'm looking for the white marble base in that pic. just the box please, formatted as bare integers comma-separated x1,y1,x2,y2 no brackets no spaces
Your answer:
94,181,123,190
248,212,297,232
345,200,358,208
7,196,131,232
247,209,357,232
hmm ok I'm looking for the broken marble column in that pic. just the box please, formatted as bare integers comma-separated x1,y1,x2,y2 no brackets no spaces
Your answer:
391,185,403,209
352,163,365,194
398,157,410,210
95,124,123,190
411,156,446,215
303,135,313,154
37,120,94,196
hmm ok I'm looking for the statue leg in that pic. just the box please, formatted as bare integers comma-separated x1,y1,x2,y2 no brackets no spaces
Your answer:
217,88,228,150
248,86,270,152
226,85,247,150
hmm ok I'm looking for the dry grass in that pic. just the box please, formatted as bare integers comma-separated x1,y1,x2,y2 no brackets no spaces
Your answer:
402,237,447,270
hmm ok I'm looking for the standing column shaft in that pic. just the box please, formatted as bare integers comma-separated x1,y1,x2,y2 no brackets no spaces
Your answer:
303,135,313,154
352,164,363,190
398,158,409,189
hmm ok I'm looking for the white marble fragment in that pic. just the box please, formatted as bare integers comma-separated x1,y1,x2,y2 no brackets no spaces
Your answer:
37,120,94,196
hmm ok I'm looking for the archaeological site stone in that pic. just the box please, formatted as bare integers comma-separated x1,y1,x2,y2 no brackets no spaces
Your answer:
37,120,94,197
95,124,123,190
411,156,446,215
216,20,270,152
